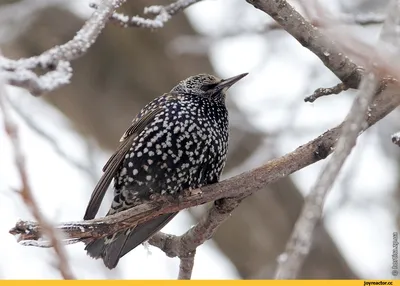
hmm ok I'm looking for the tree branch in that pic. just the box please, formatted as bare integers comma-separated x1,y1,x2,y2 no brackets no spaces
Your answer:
0,0,209,96
304,82,349,103
245,0,363,89
275,0,400,278
178,251,196,279
275,72,378,279
92,0,204,29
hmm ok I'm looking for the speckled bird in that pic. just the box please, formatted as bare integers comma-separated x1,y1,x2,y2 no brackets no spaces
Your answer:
83,73,248,269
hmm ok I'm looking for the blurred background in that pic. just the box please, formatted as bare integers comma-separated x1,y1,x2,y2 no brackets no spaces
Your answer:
0,0,398,279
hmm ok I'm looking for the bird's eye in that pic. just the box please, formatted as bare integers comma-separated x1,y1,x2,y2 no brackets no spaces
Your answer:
200,83,218,91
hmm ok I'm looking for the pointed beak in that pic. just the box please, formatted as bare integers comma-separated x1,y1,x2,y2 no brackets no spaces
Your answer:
216,73,248,91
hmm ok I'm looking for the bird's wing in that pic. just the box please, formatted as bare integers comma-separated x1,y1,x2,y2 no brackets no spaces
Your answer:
83,107,164,220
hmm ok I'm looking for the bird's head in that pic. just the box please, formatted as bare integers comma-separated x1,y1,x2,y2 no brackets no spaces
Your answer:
170,73,248,102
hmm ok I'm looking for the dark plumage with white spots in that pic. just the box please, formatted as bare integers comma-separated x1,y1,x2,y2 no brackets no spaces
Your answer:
83,73,248,269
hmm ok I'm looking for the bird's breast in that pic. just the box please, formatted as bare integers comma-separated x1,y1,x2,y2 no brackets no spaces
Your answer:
113,98,229,206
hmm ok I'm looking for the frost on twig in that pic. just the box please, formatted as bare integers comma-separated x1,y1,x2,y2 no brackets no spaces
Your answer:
0,0,126,96
91,0,204,29
304,82,349,103
0,0,206,95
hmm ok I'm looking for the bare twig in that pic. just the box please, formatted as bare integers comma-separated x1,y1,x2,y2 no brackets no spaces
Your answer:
275,72,378,279
9,81,400,247
91,0,204,29
0,85,74,279
304,82,349,103
0,0,126,96
275,0,400,278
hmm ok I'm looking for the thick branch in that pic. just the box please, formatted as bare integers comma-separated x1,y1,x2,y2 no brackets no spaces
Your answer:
147,199,239,279
149,198,240,255
10,84,400,244
245,0,363,89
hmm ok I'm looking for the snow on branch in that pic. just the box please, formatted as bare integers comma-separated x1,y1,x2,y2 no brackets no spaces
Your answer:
91,0,204,29
304,82,349,103
0,0,206,96
0,0,126,96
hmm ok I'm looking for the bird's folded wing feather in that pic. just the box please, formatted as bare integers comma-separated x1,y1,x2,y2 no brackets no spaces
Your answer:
83,106,164,220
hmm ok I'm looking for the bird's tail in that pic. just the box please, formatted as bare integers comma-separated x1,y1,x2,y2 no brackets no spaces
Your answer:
85,213,177,269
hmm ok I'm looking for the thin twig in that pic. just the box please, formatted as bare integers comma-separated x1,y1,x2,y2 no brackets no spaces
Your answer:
304,82,349,103
0,84,74,279
91,0,204,29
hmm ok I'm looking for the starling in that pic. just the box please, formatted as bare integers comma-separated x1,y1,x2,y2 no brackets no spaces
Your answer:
83,73,248,269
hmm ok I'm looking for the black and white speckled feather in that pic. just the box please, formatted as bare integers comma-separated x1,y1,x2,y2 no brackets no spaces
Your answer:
83,73,247,269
